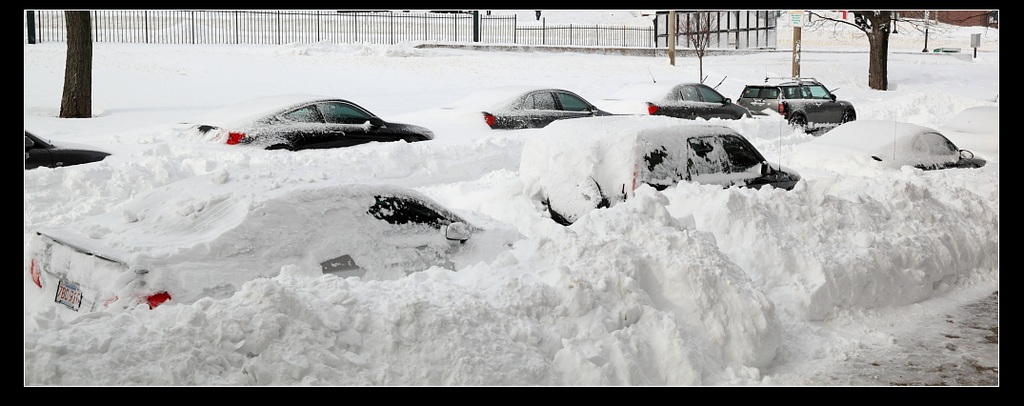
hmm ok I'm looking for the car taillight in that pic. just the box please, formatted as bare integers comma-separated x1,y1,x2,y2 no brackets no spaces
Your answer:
483,113,496,128
647,103,659,115
226,131,246,145
146,292,172,309
778,102,786,115
29,259,42,288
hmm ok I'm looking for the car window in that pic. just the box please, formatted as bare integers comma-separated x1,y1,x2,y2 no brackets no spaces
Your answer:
523,92,557,110
687,134,764,176
743,87,777,98
555,92,591,112
319,101,373,124
913,132,959,156
720,134,764,170
678,85,701,102
367,195,459,228
782,86,804,99
686,136,729,176
695,85,725,103
281,105,323,123
806,85,831,99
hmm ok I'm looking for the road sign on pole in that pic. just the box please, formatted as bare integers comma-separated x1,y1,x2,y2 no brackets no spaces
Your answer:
789,11,804,27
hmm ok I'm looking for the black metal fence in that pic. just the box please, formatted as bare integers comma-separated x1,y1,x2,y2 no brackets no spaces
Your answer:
654,11,778,50
25,10,777,50
25,10,659,48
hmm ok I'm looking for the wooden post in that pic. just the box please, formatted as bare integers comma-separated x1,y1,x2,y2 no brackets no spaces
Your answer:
792,25,801,77
668,10,676,66
790,11,802,78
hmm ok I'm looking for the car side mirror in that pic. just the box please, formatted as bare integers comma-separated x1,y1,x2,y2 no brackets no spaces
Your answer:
368,117,386,128
445,221,472,243
724,97,733,104
760,161,771,175
830,94,837,101
25,136,34,149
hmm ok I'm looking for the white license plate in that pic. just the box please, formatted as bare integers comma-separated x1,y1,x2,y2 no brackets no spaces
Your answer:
55,279,83,311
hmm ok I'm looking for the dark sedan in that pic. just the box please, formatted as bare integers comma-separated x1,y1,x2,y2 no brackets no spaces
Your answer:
25,131,110,170
444,86,612,130
180,94,434,150
598,81,752,121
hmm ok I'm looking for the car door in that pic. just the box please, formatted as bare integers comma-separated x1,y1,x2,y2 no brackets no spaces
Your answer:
693,84,742,119
553,91,600,122
685,134,769,188
519,91,566,128
316,101,402,147
654,84,702,119
804,84,843,124
274,104,346,149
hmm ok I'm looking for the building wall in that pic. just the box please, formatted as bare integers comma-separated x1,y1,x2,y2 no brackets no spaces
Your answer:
897,10,998,28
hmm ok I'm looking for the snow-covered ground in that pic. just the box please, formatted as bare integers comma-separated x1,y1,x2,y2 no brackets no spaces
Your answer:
24,10,998,386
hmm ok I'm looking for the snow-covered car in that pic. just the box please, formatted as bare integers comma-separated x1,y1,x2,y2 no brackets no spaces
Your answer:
26,171,521,312
177,94,434,150
596,81,751,121
25,131,110,170
793,120,987,171
444,86,612,130
520,115,801,225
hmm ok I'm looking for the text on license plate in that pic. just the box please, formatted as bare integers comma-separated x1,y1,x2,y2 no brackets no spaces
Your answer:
55,279,83,311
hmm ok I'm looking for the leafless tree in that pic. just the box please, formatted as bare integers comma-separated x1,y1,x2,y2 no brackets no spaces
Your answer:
60,11,92,118
681,11,718,83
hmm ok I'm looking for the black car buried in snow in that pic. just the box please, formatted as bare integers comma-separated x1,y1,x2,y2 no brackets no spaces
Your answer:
25,131,111,170
179,94,434,151
443,86,613,130
597,81,752,121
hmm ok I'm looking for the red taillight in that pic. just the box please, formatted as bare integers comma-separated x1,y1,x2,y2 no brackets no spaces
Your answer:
647,103,659,115
226,131,246,145
29,259,42,288
146,292,172,309
778,102,786,115
483,113,496,128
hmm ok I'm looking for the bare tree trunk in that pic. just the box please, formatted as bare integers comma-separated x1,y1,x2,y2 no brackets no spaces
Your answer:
866,23,890,90
852,11,892,91
60,11,92,118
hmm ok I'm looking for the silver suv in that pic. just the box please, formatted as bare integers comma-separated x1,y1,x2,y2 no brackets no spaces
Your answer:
737,77,856,133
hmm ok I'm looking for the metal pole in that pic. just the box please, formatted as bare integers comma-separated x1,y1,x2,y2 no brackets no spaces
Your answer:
922,10,929,52
473,10,479,42
26,10,37,44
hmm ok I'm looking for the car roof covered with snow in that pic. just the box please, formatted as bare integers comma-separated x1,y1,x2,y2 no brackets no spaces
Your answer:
444,85,565,112
179,94,344,128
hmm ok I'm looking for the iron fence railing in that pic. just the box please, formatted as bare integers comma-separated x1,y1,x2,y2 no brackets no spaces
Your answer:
25,10,777,50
